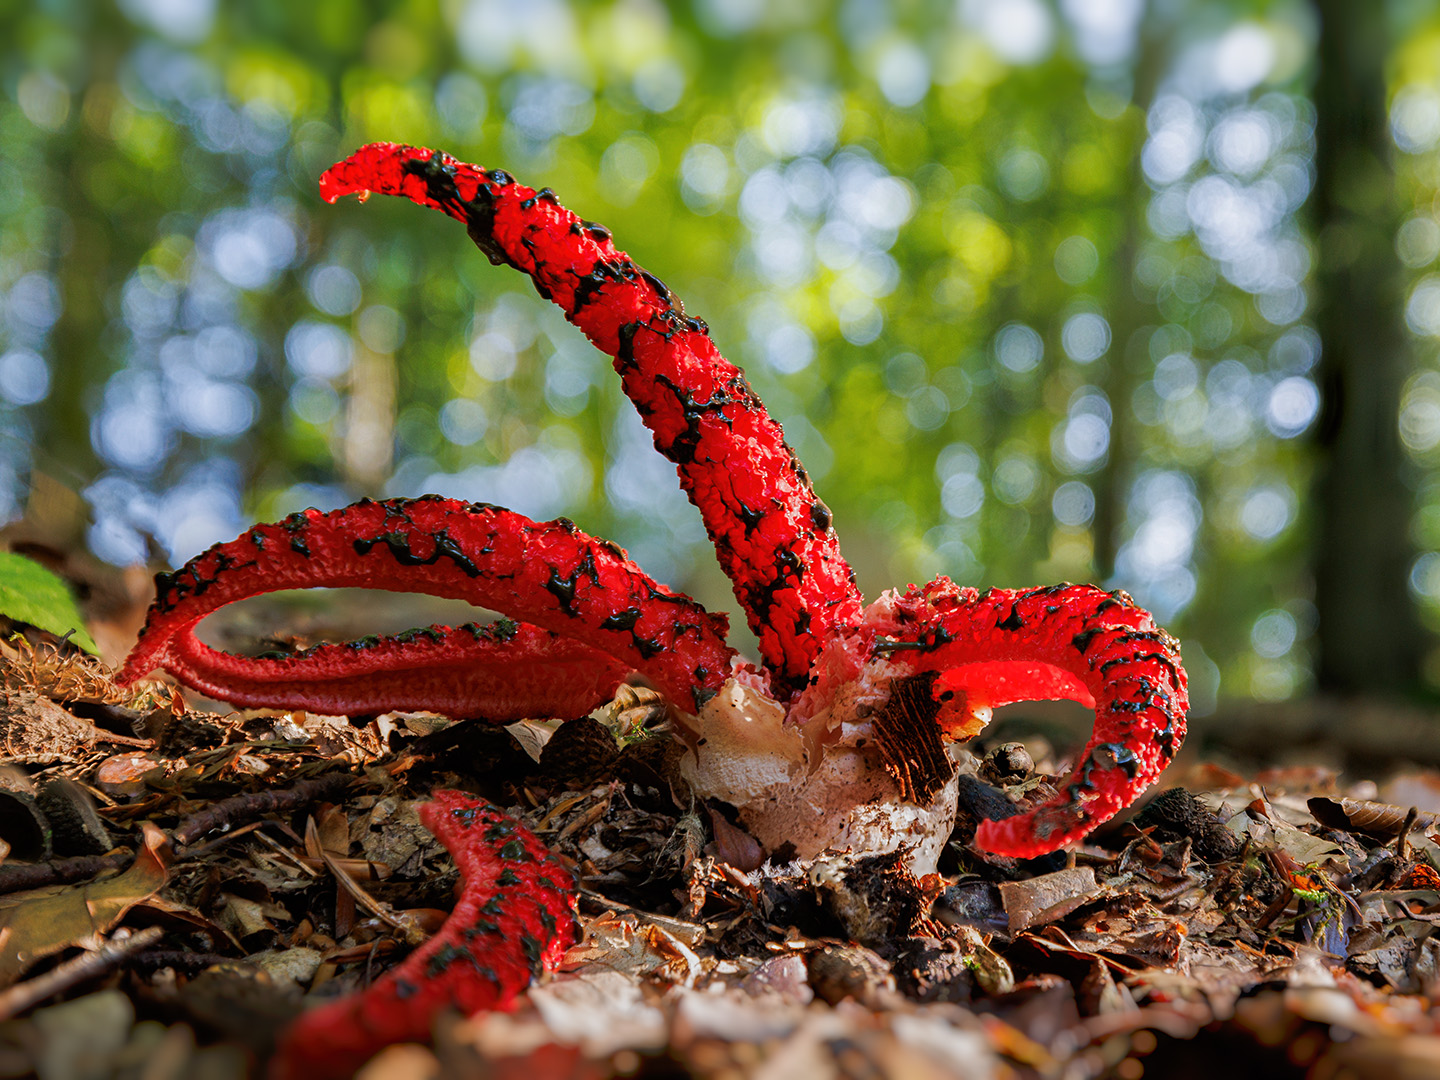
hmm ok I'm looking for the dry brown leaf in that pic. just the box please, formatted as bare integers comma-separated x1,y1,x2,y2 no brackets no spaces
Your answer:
358,796,431,876
247,946,324,991
1307,796,1440,839
525,970,669,1057
217,892,290,939
562,911,688,979
128,894,243,952
0,821,170,985
306,814,428,944
314,802,351,855
1227,808,1348,869
504,718,559,763
998,866,1099,934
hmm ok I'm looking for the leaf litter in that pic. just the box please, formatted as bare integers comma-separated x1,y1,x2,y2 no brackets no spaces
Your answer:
0,629,1439,1078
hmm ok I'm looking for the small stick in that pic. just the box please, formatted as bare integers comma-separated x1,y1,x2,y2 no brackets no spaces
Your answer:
0,853,129,896
90,730,156,750
172,773,352,848
0,926,164,1020
1396,805,1420,862
174,818,268,860
249,827,321,877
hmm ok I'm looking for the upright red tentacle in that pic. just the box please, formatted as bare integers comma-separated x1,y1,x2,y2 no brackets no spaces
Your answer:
320,143,865,695
117,497,735,713
872,580,1188,858
150,619,630,722
268,790,579,1080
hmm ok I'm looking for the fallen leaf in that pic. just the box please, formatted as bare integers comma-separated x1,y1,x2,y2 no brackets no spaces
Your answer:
563,911,681,978
0,822,170,985
998,867,1099,934
247,946,324,990
1233,812,1348,869
1307,796,1439,839
505,718,560,763
218,893,289,940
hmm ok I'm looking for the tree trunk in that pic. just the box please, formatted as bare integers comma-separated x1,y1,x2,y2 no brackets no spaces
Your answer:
1093,26,1166,579
1311,1,1420,693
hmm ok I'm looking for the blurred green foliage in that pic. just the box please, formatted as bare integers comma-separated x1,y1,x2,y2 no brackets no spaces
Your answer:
4,0,1440,710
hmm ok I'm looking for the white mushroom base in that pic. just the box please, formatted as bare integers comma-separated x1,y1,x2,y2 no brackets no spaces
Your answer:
677,678,960,876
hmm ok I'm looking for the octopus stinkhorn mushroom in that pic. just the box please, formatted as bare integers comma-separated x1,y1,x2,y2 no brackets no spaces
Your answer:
115,143,1187,1067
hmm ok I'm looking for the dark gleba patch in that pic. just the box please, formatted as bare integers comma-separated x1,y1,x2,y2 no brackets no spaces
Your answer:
870,671,956,804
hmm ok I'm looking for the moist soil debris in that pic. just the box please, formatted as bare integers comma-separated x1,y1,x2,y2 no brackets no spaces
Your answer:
4,632,1440,1077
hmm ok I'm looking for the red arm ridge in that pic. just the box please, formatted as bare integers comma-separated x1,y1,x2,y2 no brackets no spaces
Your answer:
321,143,865,695
150,620,630,722
117,496,734,713
268,790,579,1080
876,580,1188,858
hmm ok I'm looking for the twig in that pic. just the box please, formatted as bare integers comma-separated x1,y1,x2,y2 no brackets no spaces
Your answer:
1396,805,1419,862
172,772,352,848
1253,883,1295,933
174,818,268,860
304,817,421,943
0,852,129,895
249,826,320,877
579,887,707,946
90,730,156,749
0,926,164,1020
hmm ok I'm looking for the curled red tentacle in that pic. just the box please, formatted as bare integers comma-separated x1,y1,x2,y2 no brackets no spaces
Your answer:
321,143,865,695
117,496,735,714
873,580,1188,858
149,619,630,722
268,790,579,1080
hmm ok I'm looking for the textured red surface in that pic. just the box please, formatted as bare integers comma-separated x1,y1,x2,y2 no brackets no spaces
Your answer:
268,791,579,1080
869,580,1188,858
121,143,1196,1064
321,142,864,693
120,146,1195,855
117,497,734,715
122,144,1194,855
148,619,631,724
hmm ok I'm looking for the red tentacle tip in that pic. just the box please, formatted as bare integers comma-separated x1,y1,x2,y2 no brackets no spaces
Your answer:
318,141,424,204
973,810,1084,859
267,791,578,1080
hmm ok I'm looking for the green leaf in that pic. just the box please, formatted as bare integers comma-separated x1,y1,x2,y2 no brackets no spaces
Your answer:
0,552,99,655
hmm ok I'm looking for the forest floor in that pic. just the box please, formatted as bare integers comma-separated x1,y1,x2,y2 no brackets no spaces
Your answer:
1,582,1440,1080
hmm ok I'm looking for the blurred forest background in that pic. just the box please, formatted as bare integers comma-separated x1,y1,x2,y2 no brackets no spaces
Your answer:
3,0,1440,719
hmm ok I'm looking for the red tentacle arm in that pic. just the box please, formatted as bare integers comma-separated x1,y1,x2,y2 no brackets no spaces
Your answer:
872,579,1188,858
117,496,735,714
320,143,864,695
269,790,579,1080
147,620,630,722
